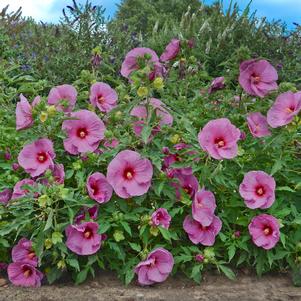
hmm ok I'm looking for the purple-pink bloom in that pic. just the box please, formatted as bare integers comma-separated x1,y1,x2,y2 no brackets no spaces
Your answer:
160,39,181,62
12,179,36,199
247,112,271,138
208,77,225,94
183,215,222,246
12,163,20,171
198,118,241,160
16,94,41,130
47,84,77,112
267,92,301,128
62,110,106,155
74,205,99,224
134,248,174,286
151,208,171,229
192,189,216,226
107,150,153,199
12,238,38,267
18,138,55,177
239,59,278,98
86,172,113,204
130,98,173,139
89,82,118,113
65,221,102,255
0,188,12,205
248,214,280,250
173,173,199,200
195,254,204,262
8,263,43,288
121,47,159,79
239,171,276,209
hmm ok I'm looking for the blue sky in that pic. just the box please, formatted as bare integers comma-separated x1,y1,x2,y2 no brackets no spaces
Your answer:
1,0,300,29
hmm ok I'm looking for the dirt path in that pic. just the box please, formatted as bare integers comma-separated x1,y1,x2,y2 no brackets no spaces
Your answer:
0,272,300,301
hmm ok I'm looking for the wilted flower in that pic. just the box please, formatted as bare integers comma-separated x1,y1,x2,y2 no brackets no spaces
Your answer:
247,112,271,138
47,84,77,112
198,118,241,160
208,77,225,94
62,110,106,155
151,208,171,229
74,206,99,224
86,172,113,204
192,189,216,226
134,248,174,285
248,214,280,250
173,173,199,200
7,263,43,288
183,215,222,246
160,39,181,62
18,138,55,177
107,150,153,199
239,59,278,98
89,82,118,113
65,221,102,255
0,188,12,205
16,94,41,130
267,91,301,128
239,171,276,209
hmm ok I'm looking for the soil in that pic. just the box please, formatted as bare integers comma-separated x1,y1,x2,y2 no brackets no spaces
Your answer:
0,271,300,301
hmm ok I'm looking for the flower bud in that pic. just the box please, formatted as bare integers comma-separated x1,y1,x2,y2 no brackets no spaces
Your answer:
39,112,48,123
137,86,149,97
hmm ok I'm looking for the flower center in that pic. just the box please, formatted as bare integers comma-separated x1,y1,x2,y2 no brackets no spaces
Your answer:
263,227,272,236
183,186,192,195
23,267,33,278
91,184,99,196
98,95,105,104
37,152,47,163
215,138,225,148
286,106,295,113
84,229,92,239
256,186,265,196
123,168,135,180
27,252,36,260
77,128,88,139
252,74,261,84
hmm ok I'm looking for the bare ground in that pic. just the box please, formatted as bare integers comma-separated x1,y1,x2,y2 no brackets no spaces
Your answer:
0,271,300,301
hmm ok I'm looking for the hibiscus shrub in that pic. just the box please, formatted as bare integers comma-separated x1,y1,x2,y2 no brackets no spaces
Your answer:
0,34,301,288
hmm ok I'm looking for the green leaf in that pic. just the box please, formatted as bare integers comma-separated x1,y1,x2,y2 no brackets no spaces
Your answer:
120,221,132,236
44,209,54,231
271,160,282,176
52,232,63,245
129,242,141,252
219,265,236,280
159,226,171,242
75,268,89,285
66,258,80,272
228,245,236,262
125,269,135,285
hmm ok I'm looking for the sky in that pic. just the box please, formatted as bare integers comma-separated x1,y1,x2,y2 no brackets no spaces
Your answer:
0,0,300,29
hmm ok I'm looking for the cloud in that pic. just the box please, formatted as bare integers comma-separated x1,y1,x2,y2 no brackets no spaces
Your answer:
0,0,59,22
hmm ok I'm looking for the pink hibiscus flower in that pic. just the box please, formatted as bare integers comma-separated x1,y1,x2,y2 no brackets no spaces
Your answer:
198,118,241,160
183,215,222,246
239,59,278,98
267,91,301,128
134,248,174,286
12,179,36,199
62,110,106,155
86,172,113,204
16,94,41,130
247,112,271,138
173,173,199,200
151,208,171,229
65,221,102,255
208,77,225,94
239,171,276,209
18,138,55,177
7,263,43,288
89,82,118,113
0,188,12,205
192,189,217,226
12,238,38,267
107,150,153,199
130,98,173,140
121,47,159,79
47,84,77,112
160,39,181,62
248,214,280,250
